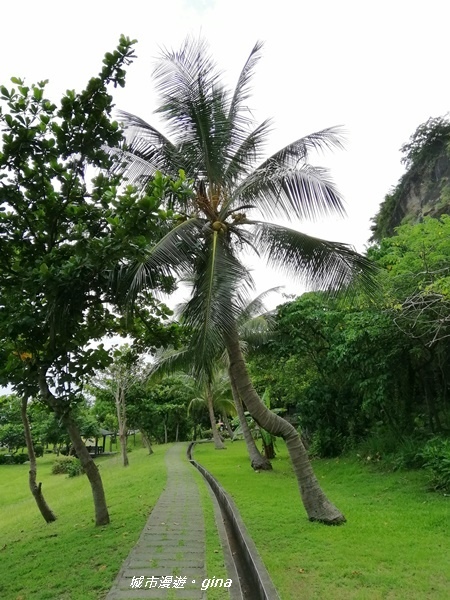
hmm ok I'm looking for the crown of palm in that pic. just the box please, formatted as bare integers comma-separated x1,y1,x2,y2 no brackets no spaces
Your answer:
116,38,375,372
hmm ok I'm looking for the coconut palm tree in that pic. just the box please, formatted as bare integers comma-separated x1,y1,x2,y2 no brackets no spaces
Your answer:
115,37,375,524
187,371,236,449
150,287,278,467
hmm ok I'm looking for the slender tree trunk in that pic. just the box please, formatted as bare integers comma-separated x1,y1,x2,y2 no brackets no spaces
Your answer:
115,387,129,467
222,412,234,439
20,397,57,523
226,328,345,524
38,370,110,526
164,420,168,444
261,435,276,459
141,429,153,455
175,422,179,443
229,370,272,470
207,384,225,449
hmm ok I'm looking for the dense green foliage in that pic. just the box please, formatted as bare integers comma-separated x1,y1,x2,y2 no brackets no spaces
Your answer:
0,36,185,418
247,215,450,468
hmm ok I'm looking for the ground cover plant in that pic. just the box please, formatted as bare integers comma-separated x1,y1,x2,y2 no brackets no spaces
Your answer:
193,440,450,600
0,446,168,600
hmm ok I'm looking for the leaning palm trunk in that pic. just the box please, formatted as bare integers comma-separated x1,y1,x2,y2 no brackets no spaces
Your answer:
226,327,345,524
20,397,57,523
229,369,272,471
206,384,226,450
38,371,110,526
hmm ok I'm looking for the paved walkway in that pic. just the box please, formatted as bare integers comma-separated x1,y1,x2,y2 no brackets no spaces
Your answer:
106,444,208,600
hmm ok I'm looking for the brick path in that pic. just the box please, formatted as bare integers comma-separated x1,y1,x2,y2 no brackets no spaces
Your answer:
105,443,207,600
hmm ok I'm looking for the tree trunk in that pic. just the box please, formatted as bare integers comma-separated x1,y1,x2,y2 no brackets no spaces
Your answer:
226,327,345,524
261,436,276,459
115,387,129,467
207,385,226,449
222,412,234,439
20,397,57,523
141,429,153,455
38,370,110,526
62,415,111,526
229,370,272,471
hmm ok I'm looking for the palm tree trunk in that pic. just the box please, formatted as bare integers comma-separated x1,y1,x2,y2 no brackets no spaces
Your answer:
38,370,110,526
226,327,345,524
207,384,226,449
20,397,57,523
222,412,234,439
229,369,272,471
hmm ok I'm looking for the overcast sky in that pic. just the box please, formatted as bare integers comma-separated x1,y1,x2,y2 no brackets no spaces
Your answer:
1,0,449,297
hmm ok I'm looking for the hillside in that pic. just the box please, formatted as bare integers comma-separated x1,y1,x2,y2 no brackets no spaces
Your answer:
371,116,450,241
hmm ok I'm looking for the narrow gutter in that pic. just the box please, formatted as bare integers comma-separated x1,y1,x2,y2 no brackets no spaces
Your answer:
187,442,281,600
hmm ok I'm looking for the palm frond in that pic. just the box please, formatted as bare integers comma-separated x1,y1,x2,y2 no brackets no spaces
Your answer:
154,37,223,122
237,286,282,323
261,126,346,168
238,315,275,348
152,37,234,183
113,111,181,184
180,236,252,378
187,396,207,415
253,221,378,293
148,347,197,381
221,119,273,195
228,41,264,122
235,162,345,222
115,217,203,303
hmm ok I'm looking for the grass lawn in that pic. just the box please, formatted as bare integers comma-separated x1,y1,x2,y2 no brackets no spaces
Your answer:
0,446,167,600
193,440,450,600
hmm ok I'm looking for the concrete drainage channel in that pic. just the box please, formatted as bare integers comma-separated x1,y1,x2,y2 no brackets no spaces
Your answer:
187,442,281,600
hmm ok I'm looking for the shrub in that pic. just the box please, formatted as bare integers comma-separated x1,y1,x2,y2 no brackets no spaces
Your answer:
0,453,29,465
13,453,29,464
52,456,84,476
66,458,84,478
420,437,450,493
308,429,346,458
34,445,44,458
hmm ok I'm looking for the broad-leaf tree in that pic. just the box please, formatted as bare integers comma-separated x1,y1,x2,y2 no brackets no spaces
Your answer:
0,37,182,525
115,38,376,524
90,345,143,467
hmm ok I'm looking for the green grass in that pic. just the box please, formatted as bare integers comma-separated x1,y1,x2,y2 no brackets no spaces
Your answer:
193,440,450,600
0,444,240,600
0,446,167,600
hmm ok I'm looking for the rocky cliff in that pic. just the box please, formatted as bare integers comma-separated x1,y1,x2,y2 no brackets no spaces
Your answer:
371,117,450,242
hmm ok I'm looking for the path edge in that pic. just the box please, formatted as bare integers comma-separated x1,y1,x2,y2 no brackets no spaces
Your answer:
187,442,281,600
